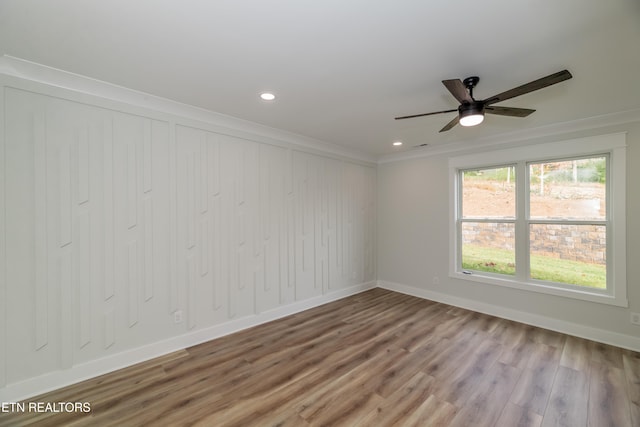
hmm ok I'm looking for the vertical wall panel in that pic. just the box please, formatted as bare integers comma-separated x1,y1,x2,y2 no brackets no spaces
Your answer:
200,136,208,213
86,117,106,353
316,160,327,292
59,250,73,369
286,149,293,195
186,152,196,249
144,197,153,301
168,122,179,314
293,152,323,301
77,127,90,204
187,256,196,330
237,208,245,247
127,240,138,327
126,143,137,229
33,110,48,350
59,145,72,247
260,147,271,243
259,145,272,302
249,145,260,260
325,159,340,290
77,211,91,348
104,310,114,350
200,218,209,277
103,117,115,301
287,187,295,290
176,126,194,323
212,195,221,311
150,120,170,313
143,119,152,194
237,246,246,291
208,133,220,197
237,144,245,206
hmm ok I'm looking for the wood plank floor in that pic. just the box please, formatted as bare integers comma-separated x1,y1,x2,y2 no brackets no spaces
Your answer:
2,288,639,427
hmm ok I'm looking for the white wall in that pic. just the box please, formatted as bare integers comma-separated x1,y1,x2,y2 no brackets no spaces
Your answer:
0,66,376,400
377,119,640,350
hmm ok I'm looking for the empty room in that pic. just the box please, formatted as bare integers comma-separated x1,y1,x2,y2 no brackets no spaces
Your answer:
1,1,640,426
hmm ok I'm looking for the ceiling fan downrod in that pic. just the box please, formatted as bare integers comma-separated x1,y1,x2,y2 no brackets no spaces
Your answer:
462,76,479,101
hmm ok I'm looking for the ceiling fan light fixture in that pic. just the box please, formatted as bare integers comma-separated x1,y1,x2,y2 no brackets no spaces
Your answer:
458,102,485,127
459,113,484,127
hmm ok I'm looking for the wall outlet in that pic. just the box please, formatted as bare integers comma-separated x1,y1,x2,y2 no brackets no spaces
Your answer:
174,310,183,324
432,276,440,285
631,312,640,326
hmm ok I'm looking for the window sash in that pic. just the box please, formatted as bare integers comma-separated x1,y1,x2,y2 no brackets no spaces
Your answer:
526,154,609,222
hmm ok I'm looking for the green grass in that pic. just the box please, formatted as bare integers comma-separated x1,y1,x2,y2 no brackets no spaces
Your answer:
462,244,606,289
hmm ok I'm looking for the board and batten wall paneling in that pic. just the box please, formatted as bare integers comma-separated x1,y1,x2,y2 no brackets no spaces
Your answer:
0,85,376,396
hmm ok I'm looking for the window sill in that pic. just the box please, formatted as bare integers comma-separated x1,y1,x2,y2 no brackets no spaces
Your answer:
450,271,628,307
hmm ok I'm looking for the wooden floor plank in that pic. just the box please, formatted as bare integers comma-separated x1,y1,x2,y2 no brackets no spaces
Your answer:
1,289,638,427
499,324,538,369
403,394,458,427
630,402,640,427
560,335,592,373
495,402,542,427
449,362,521,427
435,338,504,407
623,350,640,405
587,361,632,427
510,343,560,415
359,372,436,426
542,366,589,427
590,341,624,369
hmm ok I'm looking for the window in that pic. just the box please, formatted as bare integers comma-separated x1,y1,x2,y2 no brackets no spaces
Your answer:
449,133,627,306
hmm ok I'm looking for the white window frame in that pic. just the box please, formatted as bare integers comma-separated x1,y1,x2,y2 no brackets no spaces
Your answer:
449,133,627,307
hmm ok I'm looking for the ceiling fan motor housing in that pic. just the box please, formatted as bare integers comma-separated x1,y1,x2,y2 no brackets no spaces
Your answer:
458,101,485,127
458,101,484,116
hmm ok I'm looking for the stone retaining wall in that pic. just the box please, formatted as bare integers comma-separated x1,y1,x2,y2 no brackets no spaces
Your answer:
462,222,606,265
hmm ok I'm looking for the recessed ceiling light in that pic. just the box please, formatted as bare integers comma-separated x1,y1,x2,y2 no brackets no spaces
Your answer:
392,141,403,146
260,92,276,101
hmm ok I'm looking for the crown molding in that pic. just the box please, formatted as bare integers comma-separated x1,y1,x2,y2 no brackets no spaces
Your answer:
377,108,640,164
0,55,377,165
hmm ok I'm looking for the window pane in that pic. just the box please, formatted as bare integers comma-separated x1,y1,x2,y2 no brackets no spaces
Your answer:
462,166,515,219
461,222,515,275
529,157,606,220
529,224,606,288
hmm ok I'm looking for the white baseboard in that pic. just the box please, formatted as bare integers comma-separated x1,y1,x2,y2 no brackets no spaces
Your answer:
378,280,640,352
0,282,375,402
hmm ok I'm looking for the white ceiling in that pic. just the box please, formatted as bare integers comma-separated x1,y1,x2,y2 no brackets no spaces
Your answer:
1,0,639,157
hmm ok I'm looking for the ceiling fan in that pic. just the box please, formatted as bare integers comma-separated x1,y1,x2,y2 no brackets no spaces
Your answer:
395,70,572,132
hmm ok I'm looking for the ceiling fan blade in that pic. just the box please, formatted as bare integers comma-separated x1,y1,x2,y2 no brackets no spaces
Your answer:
439,116,459,132
442,79,473,103
483,70,572,106
395,108,457,120
485,106,536,117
